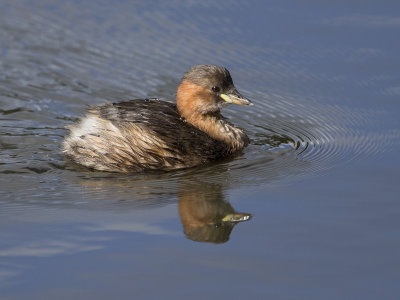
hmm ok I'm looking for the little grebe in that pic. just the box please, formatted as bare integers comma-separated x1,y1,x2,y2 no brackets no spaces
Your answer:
63,65,253,172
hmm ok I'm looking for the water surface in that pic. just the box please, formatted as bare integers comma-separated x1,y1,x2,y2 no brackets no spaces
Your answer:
1,1,400,299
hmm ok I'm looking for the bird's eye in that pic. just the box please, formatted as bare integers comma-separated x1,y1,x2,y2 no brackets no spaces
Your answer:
211,86,220,93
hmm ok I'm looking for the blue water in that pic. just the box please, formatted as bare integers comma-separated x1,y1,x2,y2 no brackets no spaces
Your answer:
1,1,399,299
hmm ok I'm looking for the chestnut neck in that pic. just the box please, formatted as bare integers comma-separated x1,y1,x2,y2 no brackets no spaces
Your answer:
176,80,248,151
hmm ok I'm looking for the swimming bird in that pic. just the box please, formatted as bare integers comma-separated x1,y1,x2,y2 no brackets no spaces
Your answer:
63,65,252,172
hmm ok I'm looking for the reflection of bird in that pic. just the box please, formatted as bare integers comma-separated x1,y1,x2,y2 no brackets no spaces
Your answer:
178,182,252,244
63,65,252,172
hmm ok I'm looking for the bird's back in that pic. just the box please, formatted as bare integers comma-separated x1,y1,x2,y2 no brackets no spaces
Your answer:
63,99,230,172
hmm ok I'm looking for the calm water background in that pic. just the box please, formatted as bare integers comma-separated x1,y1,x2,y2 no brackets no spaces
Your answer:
1,0,400,299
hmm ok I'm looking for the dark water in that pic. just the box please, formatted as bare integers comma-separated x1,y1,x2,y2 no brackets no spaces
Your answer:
1,1,400,299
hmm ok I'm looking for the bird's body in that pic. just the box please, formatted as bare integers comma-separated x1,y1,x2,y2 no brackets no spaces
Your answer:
63,65,252,172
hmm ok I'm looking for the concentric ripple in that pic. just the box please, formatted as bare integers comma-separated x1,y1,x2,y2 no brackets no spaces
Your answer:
209,89,400,187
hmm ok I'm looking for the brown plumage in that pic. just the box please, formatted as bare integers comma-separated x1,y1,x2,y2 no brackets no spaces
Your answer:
63,65,253,172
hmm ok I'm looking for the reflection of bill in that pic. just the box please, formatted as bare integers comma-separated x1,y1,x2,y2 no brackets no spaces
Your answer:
178,182,252,244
